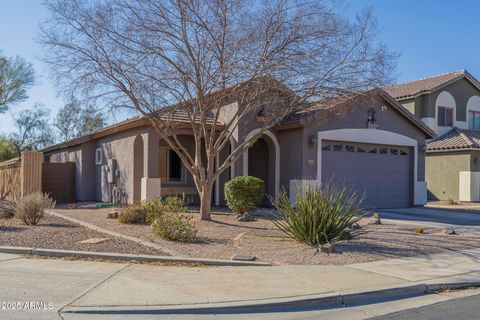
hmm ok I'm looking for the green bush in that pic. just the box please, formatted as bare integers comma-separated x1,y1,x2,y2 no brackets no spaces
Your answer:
151,213,197,242
164,195,186,213
15,193,55,225
224,176,265,214
118,204,149,224
0,201,16,219
144,197,166,224
272,184,365,246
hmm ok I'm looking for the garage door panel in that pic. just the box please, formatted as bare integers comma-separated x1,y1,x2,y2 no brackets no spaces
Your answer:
321,141,411,209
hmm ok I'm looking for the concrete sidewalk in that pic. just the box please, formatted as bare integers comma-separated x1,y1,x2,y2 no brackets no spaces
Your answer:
2,248,480,319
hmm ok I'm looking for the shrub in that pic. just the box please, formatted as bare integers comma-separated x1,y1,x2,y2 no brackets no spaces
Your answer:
224,176,265,214
0,201,16,219
118,204,149,224
272,184,366,246
144,197,166,224
164,194,186,213
151,213,197,242
15,193,55,225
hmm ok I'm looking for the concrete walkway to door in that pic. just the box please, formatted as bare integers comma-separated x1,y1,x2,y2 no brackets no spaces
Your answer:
376,206,480,232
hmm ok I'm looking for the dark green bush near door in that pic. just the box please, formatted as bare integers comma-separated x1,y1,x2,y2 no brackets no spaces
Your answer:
224,176,265,214
272,183,366,246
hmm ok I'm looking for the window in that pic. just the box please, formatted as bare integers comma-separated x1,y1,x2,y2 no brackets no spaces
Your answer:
368,148,377,154
333,144,343,151
95,148,102,165
390,148,398,155
357,147,366,153
469,110,480,129
167,149,185,183
438,106,453,127
322,145,331,151
345,145,355,152
379,148,388,154
400,150,408,156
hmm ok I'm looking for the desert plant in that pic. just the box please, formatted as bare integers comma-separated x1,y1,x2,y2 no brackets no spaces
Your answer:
15,192,55,225
272,184,366,246
118,204,149,224
0,201,16,219
164,194,186,213
144,197,166,224
151,213,197,242
224,176,265,215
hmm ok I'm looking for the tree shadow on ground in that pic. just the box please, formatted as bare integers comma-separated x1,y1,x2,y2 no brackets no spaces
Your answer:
208,219,270,231
0,226,25,232
42,223,77,228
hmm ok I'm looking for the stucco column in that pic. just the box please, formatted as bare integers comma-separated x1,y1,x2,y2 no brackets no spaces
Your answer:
144,129,160,178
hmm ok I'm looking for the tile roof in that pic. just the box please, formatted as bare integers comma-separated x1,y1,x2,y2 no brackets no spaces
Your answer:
42,110,221,153
384,70,466,100
427,127,480,151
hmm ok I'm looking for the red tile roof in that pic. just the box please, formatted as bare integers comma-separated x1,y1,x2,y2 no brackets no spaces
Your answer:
384,71,466,100
427,127,480,151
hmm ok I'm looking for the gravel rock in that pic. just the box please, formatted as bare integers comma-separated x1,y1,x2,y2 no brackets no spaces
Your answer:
320,243,335,254
444,227,456,235
0,214,167,256
53,203,480,265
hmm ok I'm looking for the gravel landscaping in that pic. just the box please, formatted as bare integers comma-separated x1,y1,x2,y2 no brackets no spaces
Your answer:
0,213,168,256
53,203,480,265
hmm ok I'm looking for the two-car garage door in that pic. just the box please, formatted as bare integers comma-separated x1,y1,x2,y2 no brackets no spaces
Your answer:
321,140,412,209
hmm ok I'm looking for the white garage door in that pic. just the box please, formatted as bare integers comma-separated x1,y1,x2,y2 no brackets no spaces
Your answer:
321,141,411,209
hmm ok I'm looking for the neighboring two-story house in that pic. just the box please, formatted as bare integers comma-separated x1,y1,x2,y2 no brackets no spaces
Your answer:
385,70,480,202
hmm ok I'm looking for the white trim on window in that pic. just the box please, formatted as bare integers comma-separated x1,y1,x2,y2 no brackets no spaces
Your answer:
467,96,480,130
437,106,454,127
95,148,102,165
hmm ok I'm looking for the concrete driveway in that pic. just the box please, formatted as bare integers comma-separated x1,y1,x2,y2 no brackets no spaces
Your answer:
376,207,480,232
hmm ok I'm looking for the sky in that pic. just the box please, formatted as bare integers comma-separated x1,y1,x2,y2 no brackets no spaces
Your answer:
1,0,480,133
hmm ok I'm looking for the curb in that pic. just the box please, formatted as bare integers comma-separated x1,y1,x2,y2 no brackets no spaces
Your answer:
0,246,271,267
61,281,480,315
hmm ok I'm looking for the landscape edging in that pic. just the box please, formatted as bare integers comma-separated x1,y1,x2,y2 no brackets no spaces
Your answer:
0,246,271,266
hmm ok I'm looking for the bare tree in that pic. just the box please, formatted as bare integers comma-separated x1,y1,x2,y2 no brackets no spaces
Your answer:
40,0,397,220
55,101,106,141
0,52,35,113
9,104,54,156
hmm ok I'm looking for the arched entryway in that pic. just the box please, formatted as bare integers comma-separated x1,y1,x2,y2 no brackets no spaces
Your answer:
243,129,280,203
133,135,144,203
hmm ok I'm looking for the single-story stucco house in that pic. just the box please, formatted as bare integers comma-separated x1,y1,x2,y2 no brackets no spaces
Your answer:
384,70,480,202
42,87,434,209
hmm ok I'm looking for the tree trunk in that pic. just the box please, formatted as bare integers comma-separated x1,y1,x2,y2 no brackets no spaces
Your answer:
199,182,213,220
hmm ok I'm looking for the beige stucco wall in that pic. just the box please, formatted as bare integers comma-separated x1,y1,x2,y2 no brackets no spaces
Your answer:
49,142,96,201
426,151,472,201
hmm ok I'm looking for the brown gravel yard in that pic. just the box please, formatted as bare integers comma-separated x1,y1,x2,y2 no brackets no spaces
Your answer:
0,214,167,256
54,203,480,265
